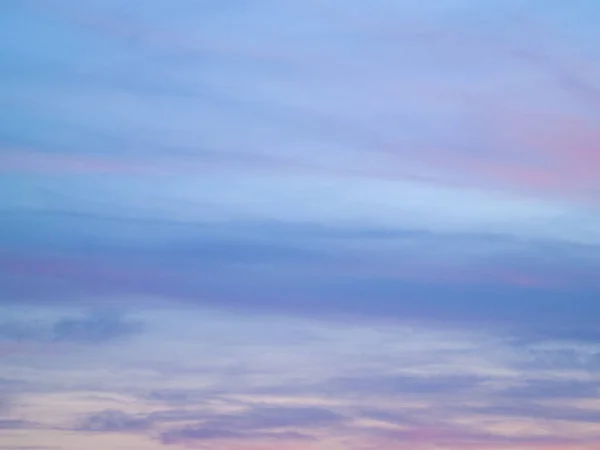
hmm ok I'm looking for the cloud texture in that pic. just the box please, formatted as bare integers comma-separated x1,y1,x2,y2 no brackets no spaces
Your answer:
1,0,600,449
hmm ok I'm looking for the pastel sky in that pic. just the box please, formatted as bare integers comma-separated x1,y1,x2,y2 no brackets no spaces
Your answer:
2,1,600,449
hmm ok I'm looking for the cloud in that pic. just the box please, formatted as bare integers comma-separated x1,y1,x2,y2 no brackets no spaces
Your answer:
160,427,247,442
3,305,600,448
6,173,600,245
71,405,339,444
1,208,599,341
145,390,195,405
2,1,600,450
0,447,59,450
467,402,600,424
75,409,151,433
512,327,600,345
0,312,143,345
0,419,38,430
160,427,312,445
51,312,142,343
153,404,346,431
323,373,485,397
206,405,345,430
497,378,600,400
2,0,600,355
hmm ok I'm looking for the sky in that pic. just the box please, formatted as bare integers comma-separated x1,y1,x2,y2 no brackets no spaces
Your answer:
1,0,600,449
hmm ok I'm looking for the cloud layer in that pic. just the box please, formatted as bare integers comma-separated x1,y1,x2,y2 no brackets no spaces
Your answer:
2,305,600,449
2,0,600,449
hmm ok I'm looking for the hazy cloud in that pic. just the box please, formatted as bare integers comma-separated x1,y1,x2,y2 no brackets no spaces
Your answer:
75,409,151,433
0,312,143,345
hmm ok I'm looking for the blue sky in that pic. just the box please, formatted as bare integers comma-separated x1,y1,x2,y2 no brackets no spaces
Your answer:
1,1,600,449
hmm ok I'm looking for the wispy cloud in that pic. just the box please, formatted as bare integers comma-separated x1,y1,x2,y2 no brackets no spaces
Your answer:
2,0,600,449
0,312,143,345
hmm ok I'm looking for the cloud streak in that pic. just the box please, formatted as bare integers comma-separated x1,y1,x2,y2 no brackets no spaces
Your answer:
0,312,143,345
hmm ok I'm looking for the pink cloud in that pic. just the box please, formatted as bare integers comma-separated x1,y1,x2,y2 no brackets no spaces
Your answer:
408,106,600,205
356,425,600,450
